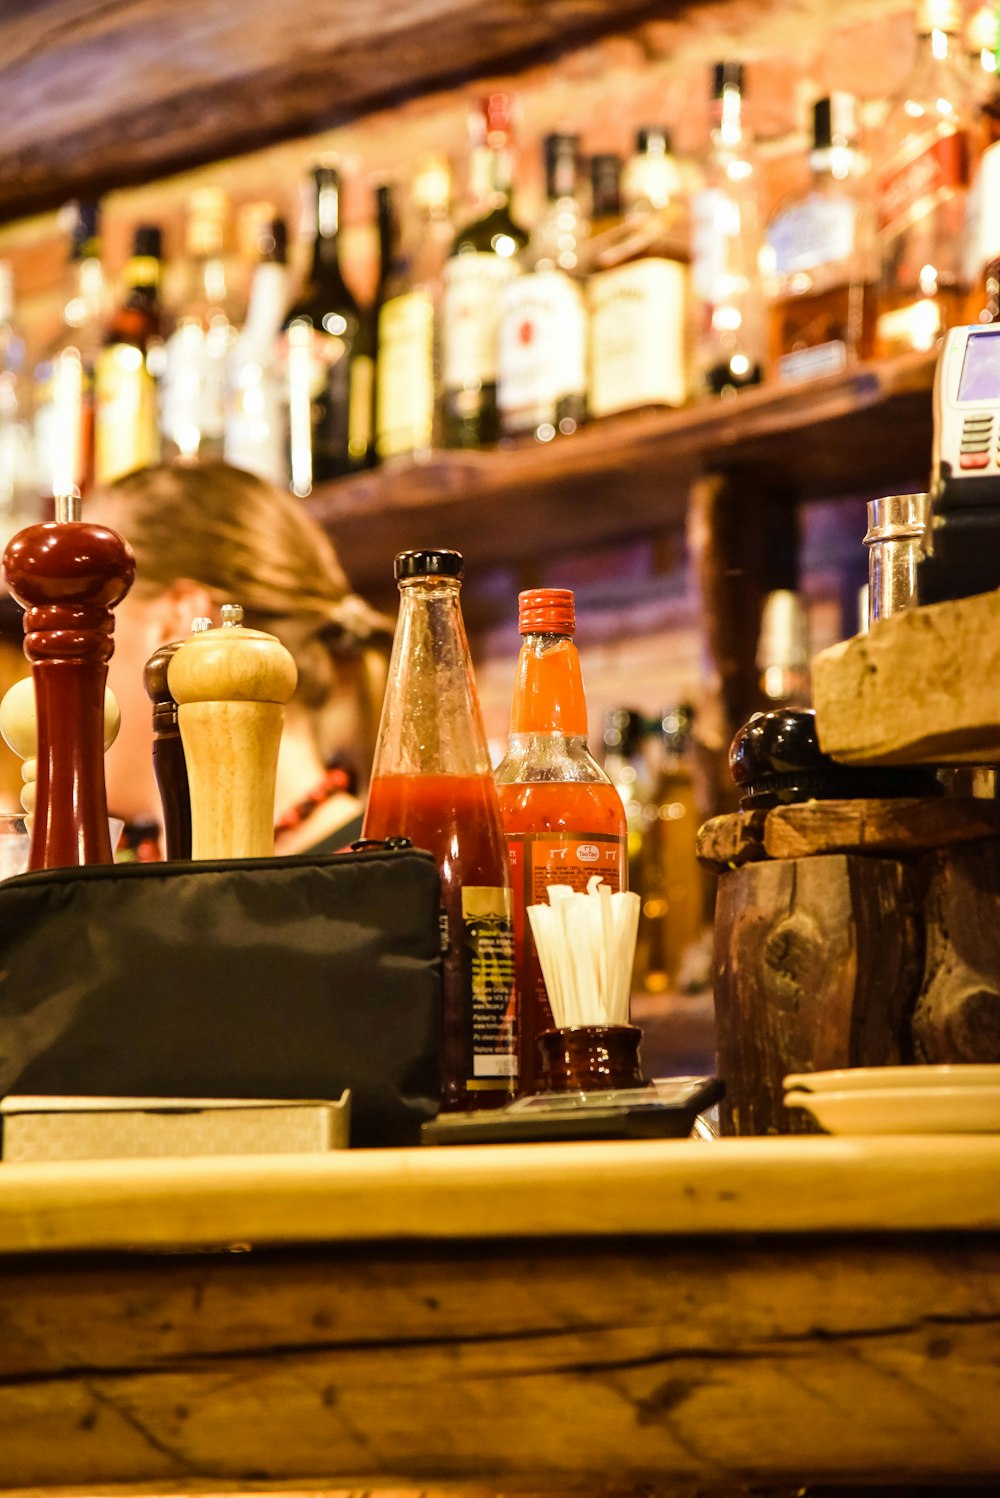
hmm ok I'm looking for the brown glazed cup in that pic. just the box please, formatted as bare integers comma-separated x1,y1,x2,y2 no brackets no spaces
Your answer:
536,1023,646,1093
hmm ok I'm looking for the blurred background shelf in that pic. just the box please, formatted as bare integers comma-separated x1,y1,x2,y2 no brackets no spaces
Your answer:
307,349,936,593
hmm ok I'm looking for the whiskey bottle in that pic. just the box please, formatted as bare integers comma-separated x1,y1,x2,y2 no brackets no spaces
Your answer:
496,132,588,442
764,94,876,384
280,163,375,494
224,213,289,483
441,94,529,449
875,0,974,356
34,202,110,506
94,224,169,486
690,63,765,396
587,127,689,418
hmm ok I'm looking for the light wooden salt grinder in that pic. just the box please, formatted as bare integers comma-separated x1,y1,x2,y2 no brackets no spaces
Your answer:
1,493,134,869
143,640,191,860
0,677,121,833
168,605,297,860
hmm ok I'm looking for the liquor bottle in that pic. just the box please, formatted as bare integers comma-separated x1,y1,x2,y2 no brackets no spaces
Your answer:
690,63,765,395
280,163,375,496
496,132,588,442
34,202,110,506
441,94,529,448
587,128,689,419
0,262,36,538
875,0,974,356
224,214,289,482
94,224,169,486
589,154,624,240
602,705,653,892
756,589,811,708
375,159,452,461
763,95,876,384
363,549,516,1111
161,188,240,461
495,588,627,1095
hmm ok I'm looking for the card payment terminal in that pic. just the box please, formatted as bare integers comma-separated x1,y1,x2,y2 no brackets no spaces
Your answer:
918,323,1000,604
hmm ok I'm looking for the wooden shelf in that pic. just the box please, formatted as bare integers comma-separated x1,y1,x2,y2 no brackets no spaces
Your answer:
308,351,936,591
0,0,689,222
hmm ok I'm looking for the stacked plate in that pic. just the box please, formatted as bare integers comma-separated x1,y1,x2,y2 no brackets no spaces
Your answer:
783,1065,1000,1135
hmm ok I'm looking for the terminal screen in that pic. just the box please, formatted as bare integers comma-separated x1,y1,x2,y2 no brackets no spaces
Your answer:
958,331,1000,402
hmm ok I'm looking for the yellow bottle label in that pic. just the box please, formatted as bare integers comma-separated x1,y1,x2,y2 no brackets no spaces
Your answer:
588,257,687,416
376,291,435,458
348,354,374,462
95,343,159,484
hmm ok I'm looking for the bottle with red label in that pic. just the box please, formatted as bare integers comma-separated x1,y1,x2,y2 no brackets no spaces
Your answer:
495,588,627,1094
875,0,974,356
363,549,516,1112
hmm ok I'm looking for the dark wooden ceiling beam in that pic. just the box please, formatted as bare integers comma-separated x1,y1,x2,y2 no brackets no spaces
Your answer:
0,0,688,221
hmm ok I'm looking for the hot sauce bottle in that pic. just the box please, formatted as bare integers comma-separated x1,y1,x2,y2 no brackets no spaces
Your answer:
363,549,516,1111
495,588,627,1094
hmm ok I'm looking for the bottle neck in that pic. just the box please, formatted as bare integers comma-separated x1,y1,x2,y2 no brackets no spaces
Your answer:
311,178,346,276
124,255,161,303
711,84,747,152
509,632,588,738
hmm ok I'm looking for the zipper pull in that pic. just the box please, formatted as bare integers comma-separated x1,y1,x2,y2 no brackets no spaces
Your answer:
349,836,414,853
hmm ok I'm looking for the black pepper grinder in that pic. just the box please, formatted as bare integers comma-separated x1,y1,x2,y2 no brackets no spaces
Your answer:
143,639,192,860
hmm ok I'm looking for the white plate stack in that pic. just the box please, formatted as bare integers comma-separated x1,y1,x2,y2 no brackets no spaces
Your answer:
782,1065,1000,1134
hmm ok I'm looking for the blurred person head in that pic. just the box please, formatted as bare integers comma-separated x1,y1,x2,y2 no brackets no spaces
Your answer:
88,460,392,853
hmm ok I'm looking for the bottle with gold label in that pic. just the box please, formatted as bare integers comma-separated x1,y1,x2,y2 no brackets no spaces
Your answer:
94,224,169,486
587,128,689,419
375,159,453,462
875,0,974,356
441,94,529,449
280,163,374,496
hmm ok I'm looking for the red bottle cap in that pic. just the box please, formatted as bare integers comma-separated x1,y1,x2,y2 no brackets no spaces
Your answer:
483,91,514,140
518,588,575,636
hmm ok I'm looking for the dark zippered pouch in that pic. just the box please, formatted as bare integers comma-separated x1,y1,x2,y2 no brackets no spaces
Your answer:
0,842,442,1147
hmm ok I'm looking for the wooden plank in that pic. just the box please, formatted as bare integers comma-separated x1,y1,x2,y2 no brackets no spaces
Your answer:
0,0,681,220
310,354,933,591
763,796,1000,859
0,1234,997,1490
695,810,768,871
3,1136,1000,1255
813,587,1000,766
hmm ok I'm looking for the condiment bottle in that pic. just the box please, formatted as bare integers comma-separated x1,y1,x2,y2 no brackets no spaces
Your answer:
363,549,516,1112
169,605,297,860
494,588,627,1094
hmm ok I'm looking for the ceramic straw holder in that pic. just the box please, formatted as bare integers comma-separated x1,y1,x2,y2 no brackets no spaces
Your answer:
537,1023,646,1093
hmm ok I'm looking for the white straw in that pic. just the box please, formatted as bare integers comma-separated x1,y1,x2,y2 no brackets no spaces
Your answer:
526,878,641,1028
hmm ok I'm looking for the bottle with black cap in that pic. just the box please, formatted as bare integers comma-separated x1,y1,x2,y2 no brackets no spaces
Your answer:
95,223,170,485
363,548,516,1112
496,132,588,442
690,62,764,395
588,126,689,419
763,93,875,385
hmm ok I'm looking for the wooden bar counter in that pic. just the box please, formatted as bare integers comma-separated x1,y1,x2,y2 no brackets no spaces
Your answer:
0,1136,998,1494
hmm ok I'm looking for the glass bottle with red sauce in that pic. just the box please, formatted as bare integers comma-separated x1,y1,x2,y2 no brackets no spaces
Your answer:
495,588,627,1093
363,549,516,1111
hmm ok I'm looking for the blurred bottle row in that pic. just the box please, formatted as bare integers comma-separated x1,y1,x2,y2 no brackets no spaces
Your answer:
2,0,999,528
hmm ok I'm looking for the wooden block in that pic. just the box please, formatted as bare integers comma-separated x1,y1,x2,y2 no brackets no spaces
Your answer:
914,842,1000,1064
695,809,768,871
812,587,1000,765
762,796,1000,860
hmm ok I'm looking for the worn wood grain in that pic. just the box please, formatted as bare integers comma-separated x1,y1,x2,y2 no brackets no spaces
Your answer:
914,842,1000,1065
762,796,1000,860
813,587,1000,766
695,810,768,871
712,854,923,1135
0,1233,998,1490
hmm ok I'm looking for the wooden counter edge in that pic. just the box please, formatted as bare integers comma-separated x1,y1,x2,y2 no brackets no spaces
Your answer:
0,1135,999,1254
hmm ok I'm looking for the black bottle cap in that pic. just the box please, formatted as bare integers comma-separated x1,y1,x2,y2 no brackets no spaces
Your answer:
313,161,342,186
729,709,943,809
712,61,744,99
636,127,672,155
544,132,580,198
394,549,465,581
590,153,623,216
812,93,859,151
71,201,101,255
813,98,834,151
604,708,645,757
131,224,162,259
261,216,288,265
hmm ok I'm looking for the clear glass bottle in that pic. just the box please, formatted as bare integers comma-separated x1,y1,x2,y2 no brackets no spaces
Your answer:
441,94,529,449
94,223,169,486
495,588,627,1095
0,261,36,540
756,589,811,708
224,214,289,483
363,548,516,1112
375,159,453,462
496,132,588,442
690,63,765,396
764,94,876,383
280,163,375,495
875,0,974,355
587,127,689,418
161,187,240,461
34,201,110,506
